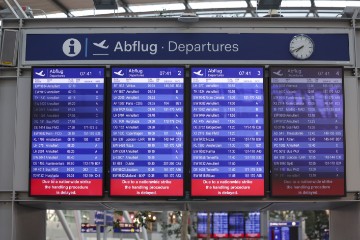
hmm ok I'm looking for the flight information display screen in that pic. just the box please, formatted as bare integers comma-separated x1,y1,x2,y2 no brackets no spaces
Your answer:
212,212,229,238
229,212,245,238
245,212,261,238
191,67,264,197
30,67,105,196
110,67,184,197
270,67,345,197
197,212,212,238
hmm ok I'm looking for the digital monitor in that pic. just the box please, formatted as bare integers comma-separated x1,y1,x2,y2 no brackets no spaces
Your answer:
30,67,105,196
191,67,265,197
269,222,300,240
270,67,345,197
110,67,184,197
212,212,229,238
245,212,261,238
197,212,212,238
229,212,245,238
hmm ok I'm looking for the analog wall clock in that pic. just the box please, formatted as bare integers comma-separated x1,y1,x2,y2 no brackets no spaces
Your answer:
289,34,314,60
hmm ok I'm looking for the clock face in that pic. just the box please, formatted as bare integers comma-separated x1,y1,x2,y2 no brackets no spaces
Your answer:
289,34,314,60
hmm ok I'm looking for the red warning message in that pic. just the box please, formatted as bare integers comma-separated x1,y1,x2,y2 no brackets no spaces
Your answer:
272,178,345,196
30,179,103,196
191,179,264,197
111,179,183,196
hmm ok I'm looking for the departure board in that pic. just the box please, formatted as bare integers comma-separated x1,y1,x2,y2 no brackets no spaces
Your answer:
229,212,245,238
30,67,105,196
191,67,264,197
110,67,184,197
197,212,212,238
270,67,345,197
245,212,261,238
212,212,229,238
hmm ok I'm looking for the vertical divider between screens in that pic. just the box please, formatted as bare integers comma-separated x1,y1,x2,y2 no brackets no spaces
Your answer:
342,68,347,195
105,67,111,195
100,67,107,196
184,66,191,199
268,68,274,196
264,69,270,196
28,68,35,196
211,212,214,237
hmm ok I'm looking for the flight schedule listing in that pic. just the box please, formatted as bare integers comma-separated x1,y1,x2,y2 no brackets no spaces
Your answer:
229,212,245,238
271,67,345,197
191,67,265,197
110,67,184,197
30,67,105,196
212,212,229,238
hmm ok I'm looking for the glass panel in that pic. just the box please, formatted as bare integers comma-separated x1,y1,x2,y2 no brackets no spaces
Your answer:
281,0,312,7
190,1,247,9
34,13,68,18
315,0,360,7
129,3,185,12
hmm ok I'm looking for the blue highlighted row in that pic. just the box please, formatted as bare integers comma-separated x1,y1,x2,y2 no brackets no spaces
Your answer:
32,160,103,166
272,172,344,178
111,161,183,166
112,154,183,160
111,173,183,179
112,149,183,154
191,173,263,179
112,89,183,94
192,101,264,106
33,95,104,101
31,173,103,179
33,101,103,107
32,154,103,161
33,88,103,94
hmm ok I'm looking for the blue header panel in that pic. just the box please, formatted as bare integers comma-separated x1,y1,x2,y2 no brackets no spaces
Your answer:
110,67,184,197
31,68,105,78
111,67,184,78
25,33,349,62
30,67,105,196
191,67,263,78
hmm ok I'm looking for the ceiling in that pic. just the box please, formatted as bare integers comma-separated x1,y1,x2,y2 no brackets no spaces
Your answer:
1,0,360,19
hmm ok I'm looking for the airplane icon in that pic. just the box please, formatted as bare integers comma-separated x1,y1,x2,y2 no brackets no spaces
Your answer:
114,70,124,76
35,70,45,77
193,70,204,76
273,70,283,77
93,40,109,49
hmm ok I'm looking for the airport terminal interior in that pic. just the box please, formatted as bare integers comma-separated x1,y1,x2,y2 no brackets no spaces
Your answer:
1,0,360,240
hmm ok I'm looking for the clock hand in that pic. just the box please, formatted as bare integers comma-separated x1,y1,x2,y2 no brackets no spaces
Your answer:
296,45,304,52
292,45,304,53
